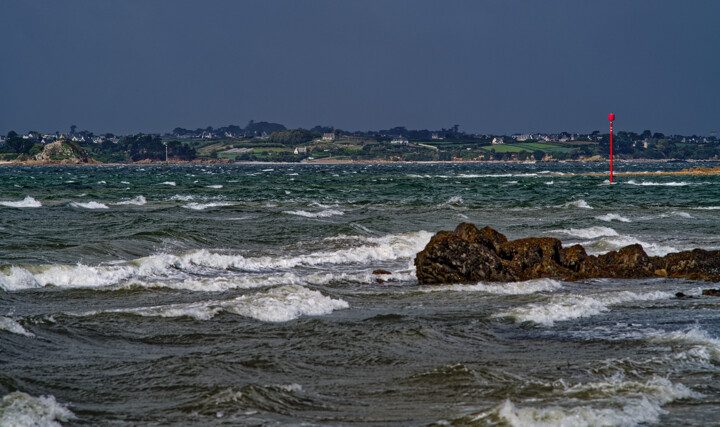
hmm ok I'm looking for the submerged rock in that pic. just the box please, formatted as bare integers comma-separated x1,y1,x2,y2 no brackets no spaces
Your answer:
702,289,720,296
415,223,720,285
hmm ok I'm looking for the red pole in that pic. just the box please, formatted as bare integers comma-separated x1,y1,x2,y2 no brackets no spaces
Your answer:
610,121,613,183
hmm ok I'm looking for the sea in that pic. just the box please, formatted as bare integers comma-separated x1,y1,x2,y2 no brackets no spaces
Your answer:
1,162,719,426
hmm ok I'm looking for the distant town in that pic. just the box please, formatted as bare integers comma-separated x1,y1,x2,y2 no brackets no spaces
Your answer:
1,121,719,164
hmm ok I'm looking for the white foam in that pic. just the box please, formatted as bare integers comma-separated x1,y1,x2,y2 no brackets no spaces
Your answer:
114,195,147,206
693,206,720,210
477,372,700,427
0,317,35,337
648,326,720,363
440,196,463,206
581,235,678,257
497,290,672,326
0,196,42,208
183,202,234,210
627,180,691,186
596,213,632,223
422,278,563,295
0,264,136,290
561,199,593,209
83,285,348,322
1,231,432,291
161,181,176,186
0,391,74,426
70,201,109,210
222,285,349,322
554,226,618,239
670,211,692,218
170,194,194,201
0,267,43,291
206,185,223,189
283,209,344,218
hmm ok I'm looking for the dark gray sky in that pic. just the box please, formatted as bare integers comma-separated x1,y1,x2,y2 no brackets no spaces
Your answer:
2,0,718,135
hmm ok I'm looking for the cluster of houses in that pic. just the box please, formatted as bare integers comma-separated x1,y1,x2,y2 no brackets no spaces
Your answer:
0,132,120,146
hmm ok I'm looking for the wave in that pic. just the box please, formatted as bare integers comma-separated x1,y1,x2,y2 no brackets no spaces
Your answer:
0,316,35,337
560,199,593,209
0,196,42,208
474,373,698,427
627,180,691,186
170,194,194,201
553,226,618,239
439,196,463,207
183,202,234,210
581,235,679,257
70,201,109,210
114,195,147,206
1,231,432,291
0,391,74,426
161,181,176,186
283,209,344,218
496,290,672,326
596,213,632,223
206,185,223,189
648,326,720,364
421,278,563,295
78,285,348,322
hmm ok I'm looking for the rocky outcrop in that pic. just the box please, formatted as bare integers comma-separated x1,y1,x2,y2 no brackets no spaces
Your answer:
415,223,720,285
35,140,89,163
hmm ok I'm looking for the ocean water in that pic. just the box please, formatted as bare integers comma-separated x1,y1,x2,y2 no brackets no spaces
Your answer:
1,162,719,426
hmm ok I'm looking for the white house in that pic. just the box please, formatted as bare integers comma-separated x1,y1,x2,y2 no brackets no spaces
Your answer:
390,136,409,144
492,137,504,145
512,134,533,141
322,133,336,141
294,146,308,155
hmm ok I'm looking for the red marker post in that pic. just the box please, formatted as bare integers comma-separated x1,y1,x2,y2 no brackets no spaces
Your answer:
608,113,615,182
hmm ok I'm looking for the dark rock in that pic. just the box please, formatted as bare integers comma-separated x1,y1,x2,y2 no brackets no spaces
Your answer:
702,289,720,296
414,223,514,285
414,223,720,284
372,269,392,275
675,292,687,298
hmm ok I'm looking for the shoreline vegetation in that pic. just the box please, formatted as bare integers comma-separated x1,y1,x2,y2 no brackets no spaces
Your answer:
3,123,719,168
2,157,720,177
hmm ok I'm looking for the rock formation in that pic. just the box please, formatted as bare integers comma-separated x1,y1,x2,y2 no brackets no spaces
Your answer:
35,140,89,163
415,223,720,285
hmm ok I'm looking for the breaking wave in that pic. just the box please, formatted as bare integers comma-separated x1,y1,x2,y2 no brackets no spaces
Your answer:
496,290,672,326
627,180,692,186
560,199,593,209
0,391,74,426
553,226,618,239
114,195,147,206
0,316,35,337
77,285,349,322
0,231,432,291
70,201,109,210
421,278,563,295
596,213,632,223
473,373,699,427
183,202,234,210
0,196,42,208
648,326,720,364
283,209,344,218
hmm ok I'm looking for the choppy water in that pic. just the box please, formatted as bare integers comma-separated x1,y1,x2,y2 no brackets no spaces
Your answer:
1,162,719,426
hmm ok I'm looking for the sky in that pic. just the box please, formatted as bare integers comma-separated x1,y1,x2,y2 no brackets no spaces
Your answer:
1,0,719,136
